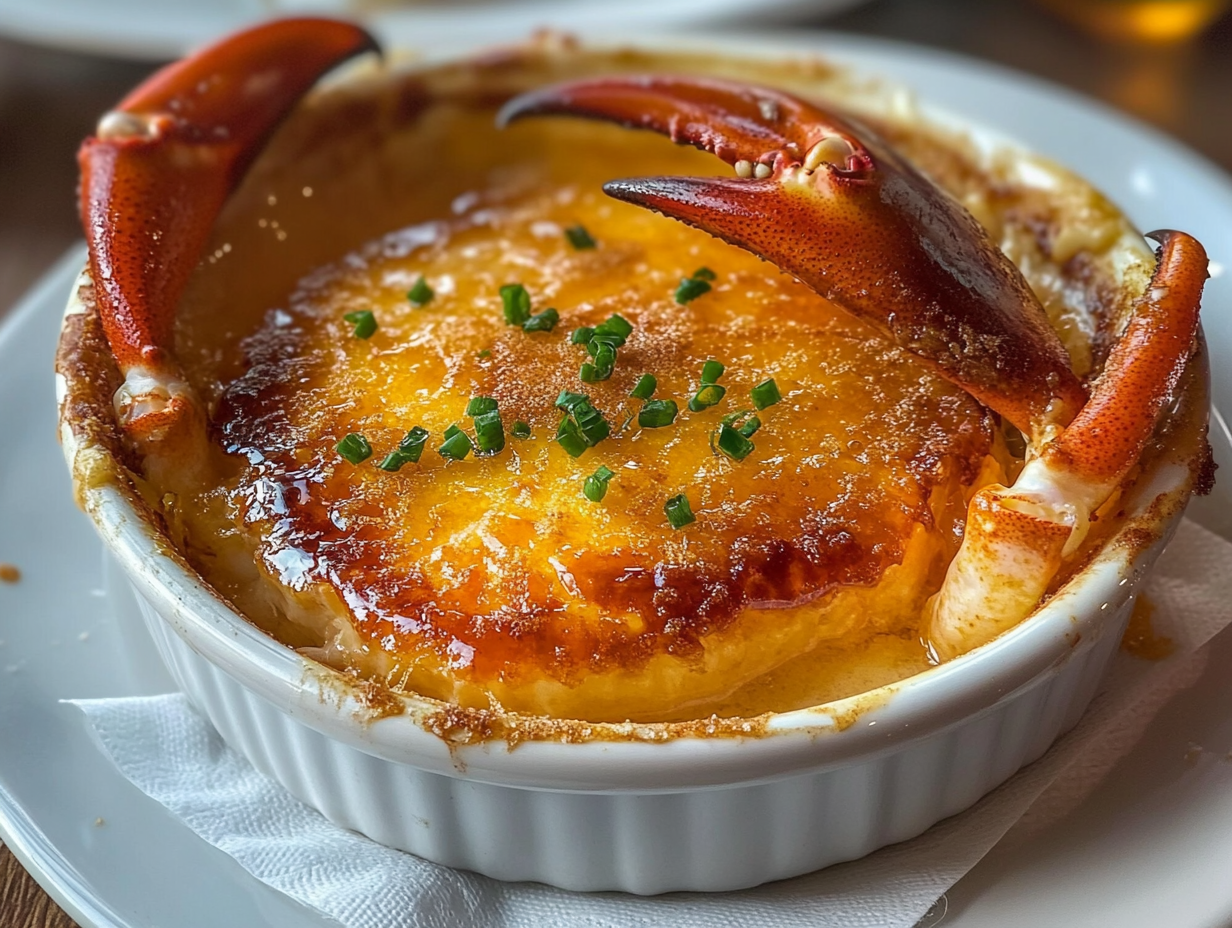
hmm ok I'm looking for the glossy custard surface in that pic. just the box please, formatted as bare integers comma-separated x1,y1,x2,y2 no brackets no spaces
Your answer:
177,117,1001,722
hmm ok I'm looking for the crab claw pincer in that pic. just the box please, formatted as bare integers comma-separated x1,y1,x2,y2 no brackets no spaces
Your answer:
498,75,1088,444
500,75,1210,659
79,17,379,447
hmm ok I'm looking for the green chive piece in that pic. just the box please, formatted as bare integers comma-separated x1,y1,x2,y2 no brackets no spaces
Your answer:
751,378,783,410
407,276,434,306
592,313,633,345
692,267,717,282
438,425,473,461
638,399,679,428
466,396,498,417
580,362,599,383
716,423,755,461
630,374,657,401
590,342,616,380
473,409,505,455
688,383,727,412
556,390,590,411
572,401,611,446
571,326,595,345
342,310,377,339
565,224,597,250
556,416,589,458
722,410,761,438
336,433,372,464
701,359,725,384
522,308,560,333
664,493,695,529
376,452,406,472
511,420,532,439
398,426,430,463
477,349,492,359
675,276,711,304
583,464,615,502
500,283,532,326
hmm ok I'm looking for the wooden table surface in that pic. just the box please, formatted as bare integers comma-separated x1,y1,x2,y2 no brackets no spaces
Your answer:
2,0,1231,924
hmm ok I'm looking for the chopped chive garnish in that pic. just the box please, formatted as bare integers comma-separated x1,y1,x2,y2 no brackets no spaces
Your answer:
580,362,599,383
583,464,615,502
336,433,372,464
638,398,679,428
466,396,498,417
692,267,716,282
675,276,711,304
688,383,727,412
565,224,597,250
665,493,696,529
571,326,595,345
556,416,589,458
572,401,611,445
511,420,532,439
500,283,532,326
477,349,492,359
378,427,430,472
722,410,761,438
715,423,755,461
592,313,633,344
556,390,590,411
590,342,617,380
398,426,430,462
473,409,505,455
407,276,433,306
438,424,473,460
523,308,560,333
701,359,725,384
630,374,657,400
376,451,406,472
751,378,782,410
343,310,377,339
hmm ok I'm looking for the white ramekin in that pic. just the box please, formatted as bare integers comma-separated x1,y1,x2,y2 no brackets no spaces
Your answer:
55,39,1210,893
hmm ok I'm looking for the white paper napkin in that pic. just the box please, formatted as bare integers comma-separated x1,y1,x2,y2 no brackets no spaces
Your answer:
71,518,1232,928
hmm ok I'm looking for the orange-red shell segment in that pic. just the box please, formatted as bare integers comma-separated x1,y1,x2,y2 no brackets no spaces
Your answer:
1044,229,1208,485
78,18,378,388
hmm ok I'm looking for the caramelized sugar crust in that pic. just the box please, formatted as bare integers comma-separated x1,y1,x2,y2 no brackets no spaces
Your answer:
192,121,997,720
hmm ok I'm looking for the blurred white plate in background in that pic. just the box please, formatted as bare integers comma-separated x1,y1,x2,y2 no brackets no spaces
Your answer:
0,0,869,60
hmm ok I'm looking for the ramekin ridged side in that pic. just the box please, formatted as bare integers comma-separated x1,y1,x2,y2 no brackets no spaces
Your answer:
134,582,1123,893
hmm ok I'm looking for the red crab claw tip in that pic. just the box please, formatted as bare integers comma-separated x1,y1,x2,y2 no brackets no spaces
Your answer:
498,75,871,172
80,17,379,432
502,75,1087,440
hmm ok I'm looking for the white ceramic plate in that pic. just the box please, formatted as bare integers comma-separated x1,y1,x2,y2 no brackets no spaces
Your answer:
3,32,1232,928
0,0,868,61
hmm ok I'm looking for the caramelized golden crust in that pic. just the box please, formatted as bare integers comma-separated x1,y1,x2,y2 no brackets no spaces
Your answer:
144,45,1150,723
195,128,995,719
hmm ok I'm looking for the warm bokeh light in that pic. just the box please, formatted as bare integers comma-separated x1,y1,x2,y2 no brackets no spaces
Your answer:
1035,0,1231,43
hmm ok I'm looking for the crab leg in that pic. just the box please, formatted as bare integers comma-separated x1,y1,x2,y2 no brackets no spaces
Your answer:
79,17,378,445
926,230,1208,658
499,76,1088,444
500,77,1208,658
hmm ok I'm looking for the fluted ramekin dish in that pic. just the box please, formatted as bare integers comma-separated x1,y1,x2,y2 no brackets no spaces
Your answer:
56,35,1211,893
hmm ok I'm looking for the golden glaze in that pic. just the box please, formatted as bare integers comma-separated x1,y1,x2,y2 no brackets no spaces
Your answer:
190,133,997,721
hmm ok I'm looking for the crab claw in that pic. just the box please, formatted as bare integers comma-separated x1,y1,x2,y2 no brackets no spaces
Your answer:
79,17,379,445
499,75,1088,443
927,230,1209,658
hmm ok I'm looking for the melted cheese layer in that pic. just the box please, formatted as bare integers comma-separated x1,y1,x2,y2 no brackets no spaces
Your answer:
195,164,996,721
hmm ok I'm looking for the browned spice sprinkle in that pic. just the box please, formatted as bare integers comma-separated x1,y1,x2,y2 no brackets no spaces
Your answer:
0,563,20,584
